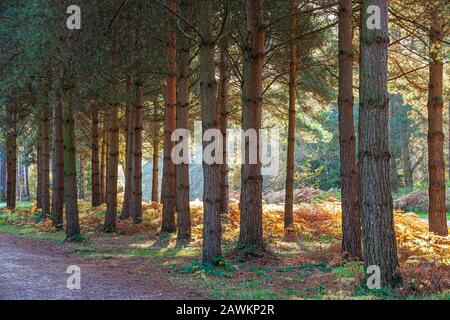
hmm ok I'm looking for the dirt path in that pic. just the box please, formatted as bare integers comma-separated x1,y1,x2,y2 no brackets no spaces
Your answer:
0,233,201,300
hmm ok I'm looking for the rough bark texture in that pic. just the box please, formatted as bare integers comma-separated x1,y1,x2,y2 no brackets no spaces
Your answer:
100,115,109,204
51,90,64,229
284,0,297,230
161,0,177,234
199,0,222,264
40,105,51,219
78,153,85,200
0,143,6,201
132,3,143,225
176,0,192,242
152,104,160,203
238,0,265,254
91,110,101,207
359,0,402,287
120,84,134,219
338,0,362,259
104,10,120,232
6,119,17,209
427,6,447,236
62,87,81,240
36,128,42,209
120,34,134,220
218,42,230,215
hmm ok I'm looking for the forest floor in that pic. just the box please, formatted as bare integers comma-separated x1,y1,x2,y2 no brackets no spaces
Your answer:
0,197,449,300
0,232,201,300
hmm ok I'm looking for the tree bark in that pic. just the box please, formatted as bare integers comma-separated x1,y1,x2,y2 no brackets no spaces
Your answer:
91,109,101,207
176,0,192,242
62,87,81,240
51,90,64,229
218,42,230,215
338,0,362,259
78,153,85,200
0,142,7,201
238,0,265,254
199,0,222,264
104,9,120,232
161,0,177,234
284,0,298,230
6,112,17,209
359,0,402,287
120,80,134,219
40,105,51,219
152,104,160,203
132,2,143,225
427,5,447,236
100,114,109,204
36,125,42,209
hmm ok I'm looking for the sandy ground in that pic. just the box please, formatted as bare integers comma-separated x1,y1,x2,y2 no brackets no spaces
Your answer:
0,233,202,300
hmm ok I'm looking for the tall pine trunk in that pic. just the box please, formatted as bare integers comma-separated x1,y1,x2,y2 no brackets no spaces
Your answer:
218,42,230,215
100,115,109,204
176,0,192,242
91,109,101,207
152,104,160,203
359,0,401,287
120,79,134,219
6,114,16,209
51,89,64,229
0,143,6,201
36,125,42,209
400,105,413,189
427,6,447,236
132,2,143,224
62,87,81,240
78,153,85,200
120,33,134,220
238,0,265,254
338,0,362,259
284,0,297,230
104,9,120,232
199,0,222,263
161,0,177,233
40,105,51,219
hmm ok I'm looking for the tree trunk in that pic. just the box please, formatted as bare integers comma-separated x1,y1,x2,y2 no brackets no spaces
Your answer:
120,30,134,220
62,87,81,240
6,114,17,209
338,0,362,259
132,3,143,225
199,0,222,263
218,42,230,215
359,0,402,287
152,104,160,203
161,0,177,234
238,0,265,254
100,115,109,204
120,78,134,220
40,105,51,219
51,91,64,229
427,6,447,236
91,109,101,207
36,126,42,209
24,161,30,200
104,10,120,232
0,143,7,201
78,153,85,200
175,0,192,243
284,0,297,230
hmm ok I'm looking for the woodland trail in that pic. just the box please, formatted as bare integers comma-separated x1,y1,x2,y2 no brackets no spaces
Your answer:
0,233,202,300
